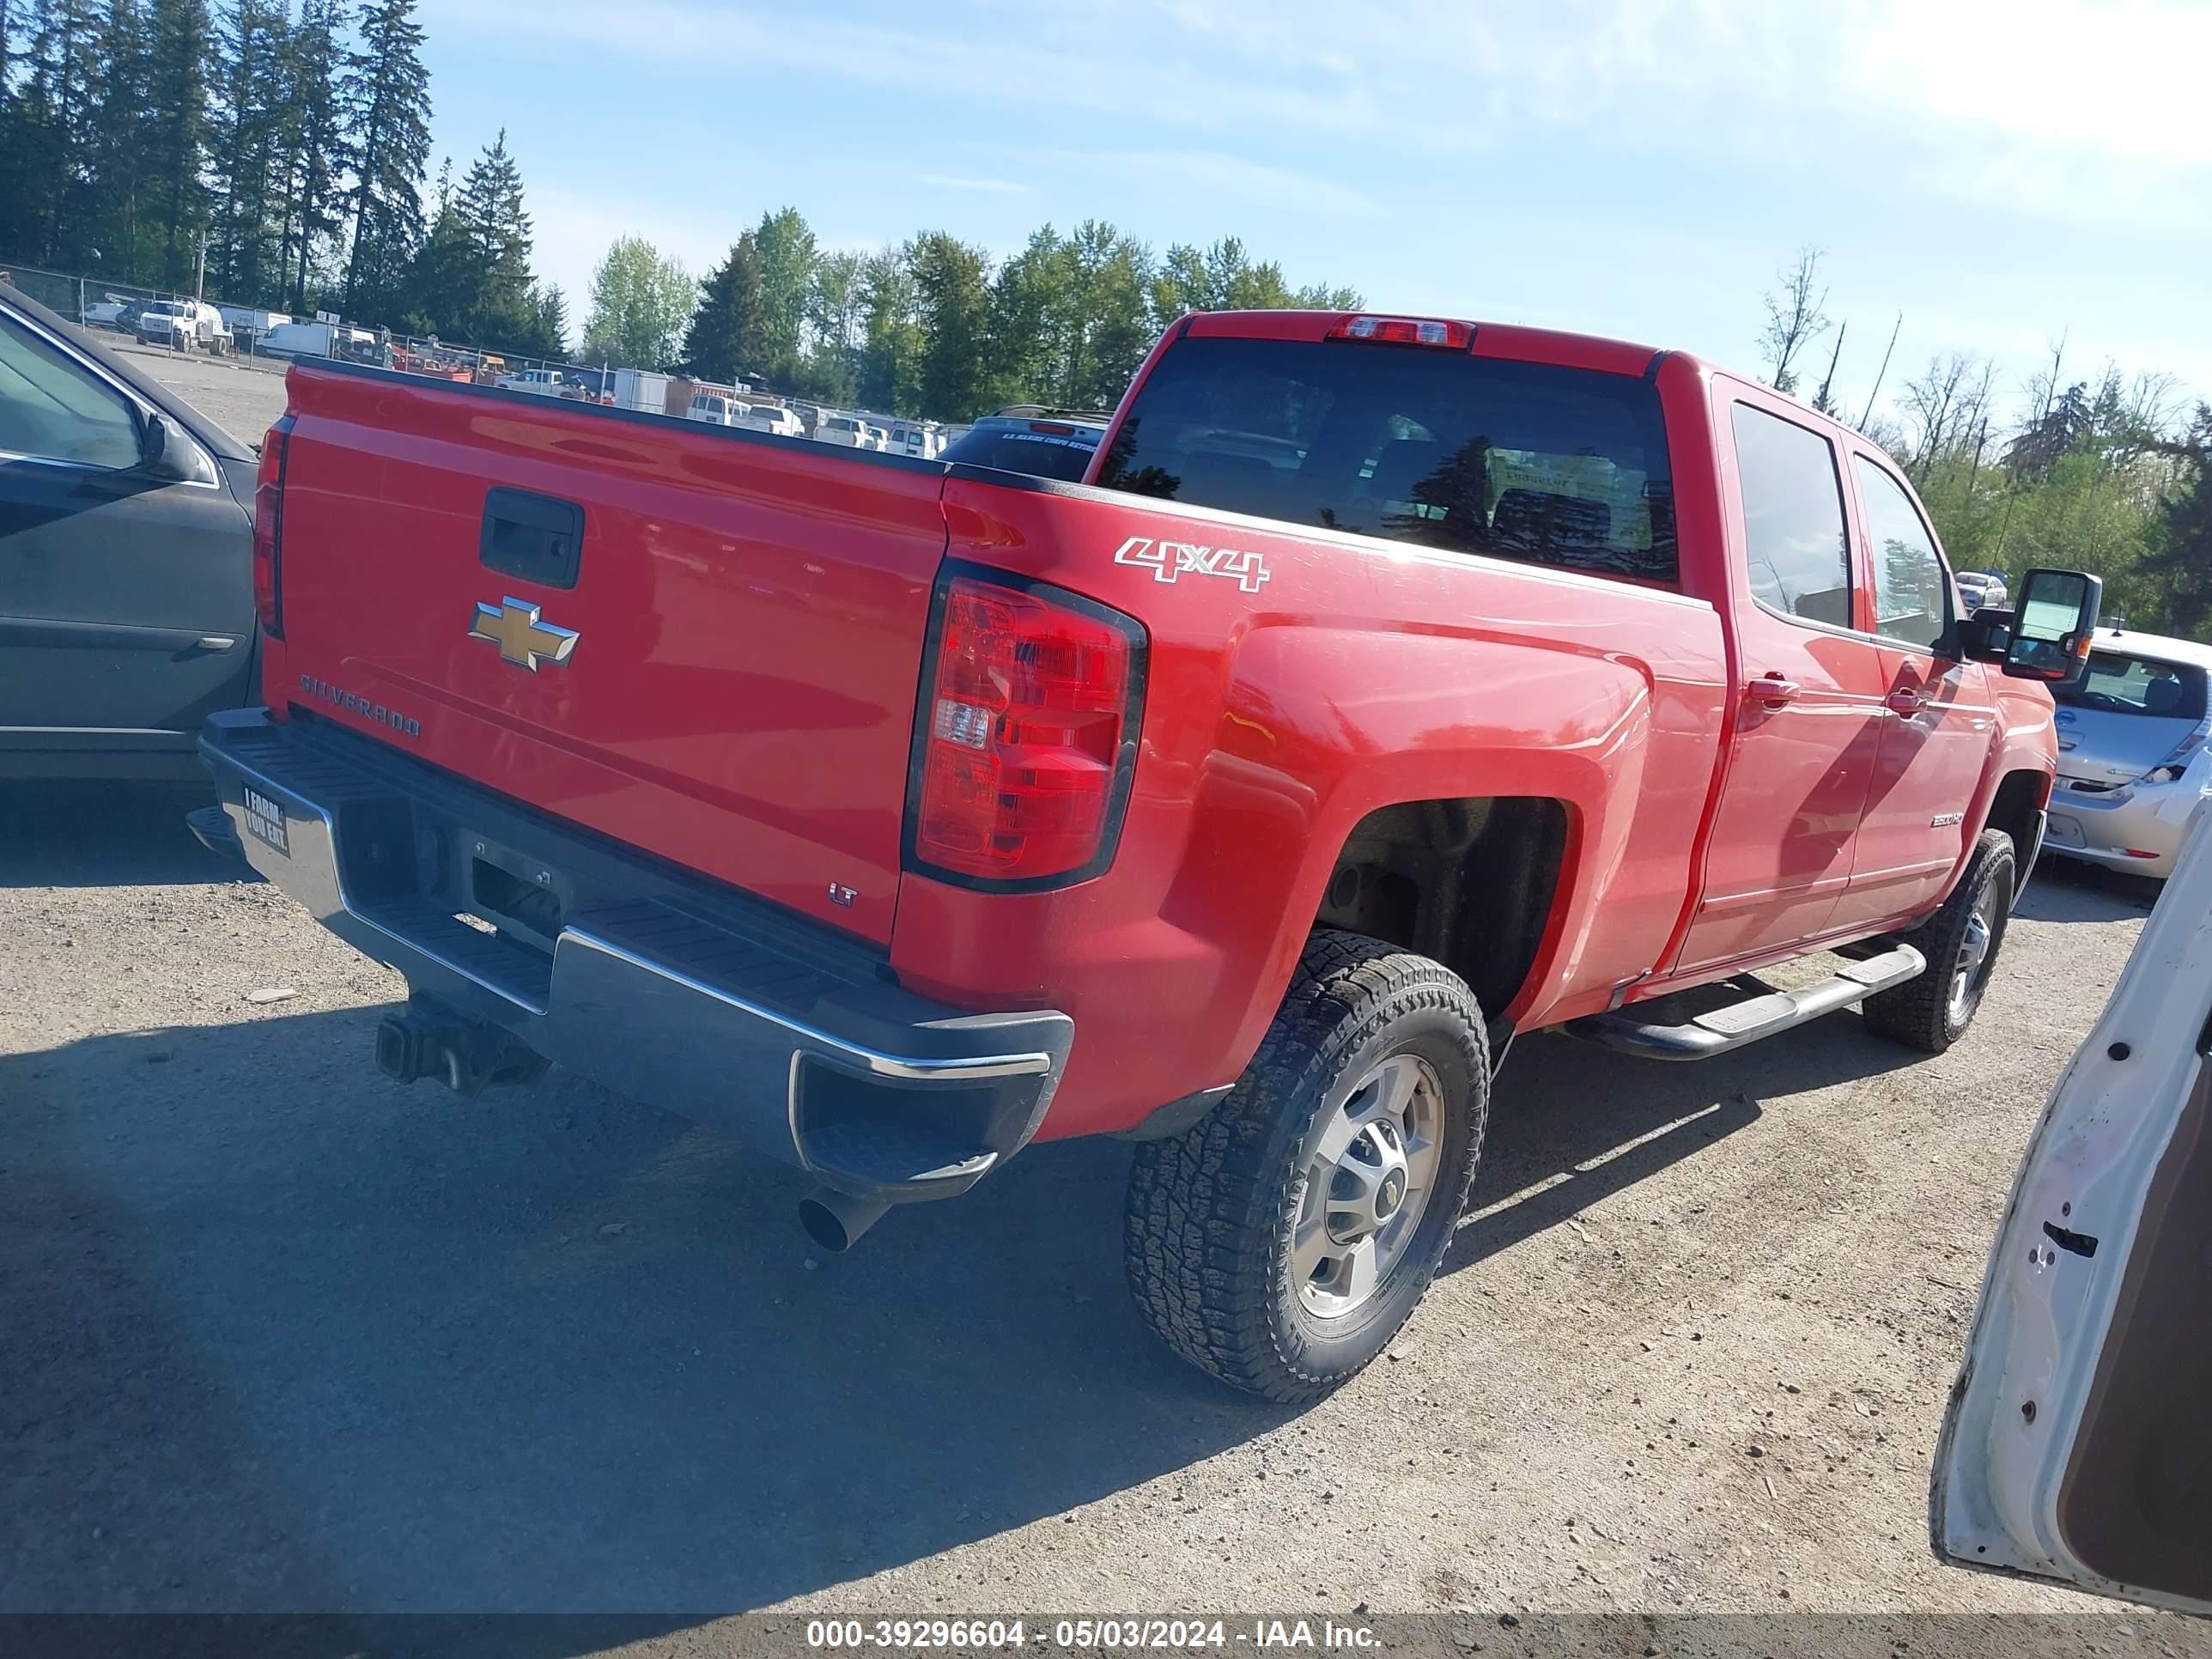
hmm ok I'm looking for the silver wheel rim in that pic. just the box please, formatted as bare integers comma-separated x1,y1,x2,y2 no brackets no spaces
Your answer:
1292,1053,1445,1320
1948,880,2003,1024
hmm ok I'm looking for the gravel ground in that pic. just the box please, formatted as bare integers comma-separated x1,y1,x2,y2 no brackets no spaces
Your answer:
4,348,2204,1651
101,334,295,443
0,782,2192,1631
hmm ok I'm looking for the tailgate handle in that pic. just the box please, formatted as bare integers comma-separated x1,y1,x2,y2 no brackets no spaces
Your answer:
480,488,584,589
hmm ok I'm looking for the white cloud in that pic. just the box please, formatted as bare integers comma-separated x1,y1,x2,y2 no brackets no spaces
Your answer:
445,0,2211,234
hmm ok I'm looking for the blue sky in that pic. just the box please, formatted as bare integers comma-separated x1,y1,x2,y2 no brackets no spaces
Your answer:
422,0,2211,423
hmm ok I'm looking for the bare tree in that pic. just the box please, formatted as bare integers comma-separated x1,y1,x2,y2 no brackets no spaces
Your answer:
1856,312,1903,429
1900,352,1996,483
1813,319,1848,416
1759,245,1831,395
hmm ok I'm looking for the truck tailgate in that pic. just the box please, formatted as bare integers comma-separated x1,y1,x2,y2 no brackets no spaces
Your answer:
272,365,948,944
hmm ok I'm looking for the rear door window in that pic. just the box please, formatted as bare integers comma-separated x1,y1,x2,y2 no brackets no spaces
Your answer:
2055,653,2210,721
1730,403,1852,628
1853,456,1951,651
1094,335,1677,581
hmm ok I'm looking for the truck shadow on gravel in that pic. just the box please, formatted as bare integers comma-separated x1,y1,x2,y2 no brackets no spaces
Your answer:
1451,1010,1920,1270
1,1001,1918,1631
2016,855,2162,924
0,781,252,889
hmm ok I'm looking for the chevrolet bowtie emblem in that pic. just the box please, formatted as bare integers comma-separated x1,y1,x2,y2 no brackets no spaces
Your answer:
468,596,579,671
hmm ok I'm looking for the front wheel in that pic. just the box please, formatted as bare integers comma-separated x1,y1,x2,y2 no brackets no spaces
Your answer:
1123,929,1490,1402
1862,828,2015,1054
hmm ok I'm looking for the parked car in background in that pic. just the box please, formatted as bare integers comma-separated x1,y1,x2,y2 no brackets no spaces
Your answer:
1935,790,2212,1617
79,296,132,331
735,404,804,438
495,368,572,398
815,412,884,450
2042,628,2212,879
1954,568,2009,614
686,393,739,425
136,299,234,355
0,283,258,780
938,406,1111,482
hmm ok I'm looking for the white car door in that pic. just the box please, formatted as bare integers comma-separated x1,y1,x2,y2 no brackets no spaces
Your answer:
1932,799,2212,1615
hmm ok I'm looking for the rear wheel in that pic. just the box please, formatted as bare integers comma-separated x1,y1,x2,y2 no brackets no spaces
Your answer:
1123,929,1489,1402
1862,829,2015,1054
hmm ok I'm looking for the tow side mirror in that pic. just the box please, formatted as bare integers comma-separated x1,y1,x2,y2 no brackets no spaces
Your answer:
1959,568,2102,686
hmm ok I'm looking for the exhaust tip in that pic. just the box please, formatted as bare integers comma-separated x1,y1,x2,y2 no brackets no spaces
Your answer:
799,1186,891,1253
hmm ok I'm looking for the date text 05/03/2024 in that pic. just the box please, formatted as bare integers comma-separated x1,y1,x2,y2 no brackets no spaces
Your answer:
803,1619,1380,1650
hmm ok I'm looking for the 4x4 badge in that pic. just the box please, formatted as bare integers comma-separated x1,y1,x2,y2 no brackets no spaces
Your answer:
1114,535,1271,594
469,596,579,671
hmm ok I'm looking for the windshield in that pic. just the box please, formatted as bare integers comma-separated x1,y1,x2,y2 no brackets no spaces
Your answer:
1095,335,1677,582
2053,651,2209,720
942,422,1102,481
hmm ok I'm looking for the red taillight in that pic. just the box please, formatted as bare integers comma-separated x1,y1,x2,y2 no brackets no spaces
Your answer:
1326,313,1474,349
911,574,1144,884
252,417,292,640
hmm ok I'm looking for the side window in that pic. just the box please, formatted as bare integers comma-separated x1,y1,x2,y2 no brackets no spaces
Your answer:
1853,457,1951,653
0,315,143,469
1730,402,1851,629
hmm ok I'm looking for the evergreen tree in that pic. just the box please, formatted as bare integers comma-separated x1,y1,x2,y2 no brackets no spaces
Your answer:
452,126,532,338
679,233,766,384
396,157,470,332
0,4,67,262
800,247,863,403
855,246,923,414
338,0,429,313
272,0,346,312
530,281,568,358
985,225,1067,407
2138,409,2212,638
142,0,213,289
0,0,105,264
751,205,815,385
1057,220,1152,410
209,0,290,302
908,231,992,422
85,0,155,280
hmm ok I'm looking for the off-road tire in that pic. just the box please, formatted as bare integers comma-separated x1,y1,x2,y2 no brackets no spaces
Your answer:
1123,929,1490,1402
1861,828,2015,1054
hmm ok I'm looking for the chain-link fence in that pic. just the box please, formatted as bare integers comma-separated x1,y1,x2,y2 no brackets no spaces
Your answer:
3,256,943,445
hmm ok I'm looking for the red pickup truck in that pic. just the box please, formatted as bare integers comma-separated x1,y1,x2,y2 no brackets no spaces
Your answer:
193,308,2101,1401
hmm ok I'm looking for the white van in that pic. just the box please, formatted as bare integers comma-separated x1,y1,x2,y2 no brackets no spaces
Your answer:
686,393,738,425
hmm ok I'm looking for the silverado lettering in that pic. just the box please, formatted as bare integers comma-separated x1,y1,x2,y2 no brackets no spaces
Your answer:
296,672,420,737
200,308,2096,1400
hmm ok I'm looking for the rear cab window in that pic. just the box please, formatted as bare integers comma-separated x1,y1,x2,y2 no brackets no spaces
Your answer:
1094,335,1677,583
1852,455,1953,653
941,421,1102,481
